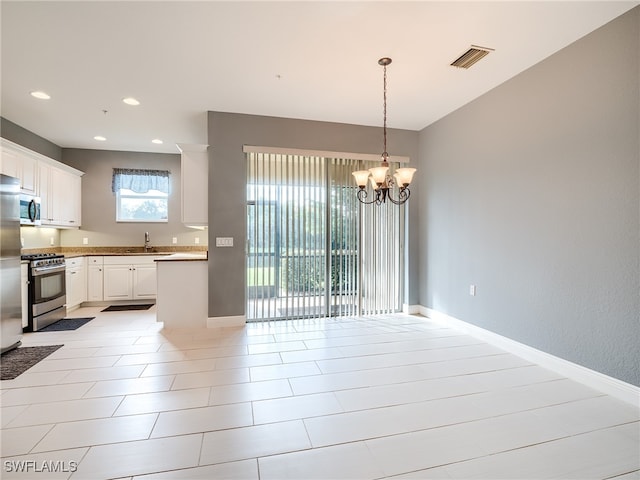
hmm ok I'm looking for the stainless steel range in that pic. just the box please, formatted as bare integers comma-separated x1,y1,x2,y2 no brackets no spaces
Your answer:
21,253,67,331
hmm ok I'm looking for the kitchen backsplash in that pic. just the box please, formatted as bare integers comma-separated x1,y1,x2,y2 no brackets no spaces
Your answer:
20,226,208,251
20,226,60,249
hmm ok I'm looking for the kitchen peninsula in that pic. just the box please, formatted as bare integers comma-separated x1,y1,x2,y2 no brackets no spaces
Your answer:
19,246,207,313
155,253,208,328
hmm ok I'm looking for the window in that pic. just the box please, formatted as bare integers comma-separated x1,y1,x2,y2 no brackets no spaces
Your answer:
112,168,170,222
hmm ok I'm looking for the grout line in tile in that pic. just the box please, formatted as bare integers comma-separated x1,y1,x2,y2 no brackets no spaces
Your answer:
4,310,636,480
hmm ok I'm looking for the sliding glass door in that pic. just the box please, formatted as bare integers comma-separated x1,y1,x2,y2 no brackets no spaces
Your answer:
246,151,403,321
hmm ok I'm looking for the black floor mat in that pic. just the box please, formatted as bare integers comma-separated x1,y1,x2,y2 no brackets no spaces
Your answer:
37,317,95,332
1,345,64,380
101,304,153,312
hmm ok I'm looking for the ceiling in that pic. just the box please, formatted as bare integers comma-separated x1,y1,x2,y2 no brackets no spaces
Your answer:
1,1,637,154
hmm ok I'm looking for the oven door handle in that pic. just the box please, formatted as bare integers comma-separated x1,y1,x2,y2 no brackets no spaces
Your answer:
32,264,66,276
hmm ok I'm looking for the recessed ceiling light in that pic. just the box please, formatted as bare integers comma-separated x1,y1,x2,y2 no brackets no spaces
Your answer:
122,97,140,106
94,135,106,141
152,139,163,144
30,91,51,100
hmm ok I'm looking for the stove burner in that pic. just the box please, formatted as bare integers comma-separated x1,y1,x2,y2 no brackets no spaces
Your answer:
21,253,64,261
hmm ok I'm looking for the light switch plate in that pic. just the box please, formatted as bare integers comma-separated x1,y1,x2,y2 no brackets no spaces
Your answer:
216,237,233,247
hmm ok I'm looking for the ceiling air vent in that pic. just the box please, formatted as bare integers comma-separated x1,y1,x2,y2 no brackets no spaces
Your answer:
450,45,494,69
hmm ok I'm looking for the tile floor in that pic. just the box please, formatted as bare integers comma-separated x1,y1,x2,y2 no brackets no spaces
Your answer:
1,306,638,479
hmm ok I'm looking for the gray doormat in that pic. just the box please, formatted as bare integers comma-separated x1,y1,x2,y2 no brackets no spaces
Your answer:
102,304,153,312
38,317,94,332
1,345,64,380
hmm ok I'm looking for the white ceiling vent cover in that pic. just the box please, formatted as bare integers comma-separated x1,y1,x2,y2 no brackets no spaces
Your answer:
451,45,494,69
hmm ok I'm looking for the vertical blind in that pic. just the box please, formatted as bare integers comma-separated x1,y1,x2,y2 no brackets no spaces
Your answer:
360,185,404,315
246,151,404,321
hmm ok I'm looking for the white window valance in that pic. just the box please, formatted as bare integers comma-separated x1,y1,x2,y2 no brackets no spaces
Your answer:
112,168,170,194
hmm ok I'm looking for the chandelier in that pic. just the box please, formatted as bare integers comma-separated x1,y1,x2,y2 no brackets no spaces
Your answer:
352,57,416,205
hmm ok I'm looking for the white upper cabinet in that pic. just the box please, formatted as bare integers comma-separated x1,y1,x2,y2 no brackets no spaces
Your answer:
0,138,84,228
40,155,83,227
47,166,82,227
177,143,208,227
1,141,38,194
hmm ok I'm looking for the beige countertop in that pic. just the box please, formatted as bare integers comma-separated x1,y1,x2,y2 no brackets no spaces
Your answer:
23,246,208,258
155,253,208,261
64,252,174,258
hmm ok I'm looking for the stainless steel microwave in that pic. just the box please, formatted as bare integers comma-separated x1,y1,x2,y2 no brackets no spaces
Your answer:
19,194,41,226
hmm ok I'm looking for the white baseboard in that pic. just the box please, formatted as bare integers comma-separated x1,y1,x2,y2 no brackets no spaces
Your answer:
207,315,246,328
422,306,639,407
402,304,422,315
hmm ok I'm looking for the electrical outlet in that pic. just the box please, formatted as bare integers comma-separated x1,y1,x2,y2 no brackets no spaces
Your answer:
50,237,55,246
469,285,476,296
194,237,200,244
172,237,178,244
83,237,89,245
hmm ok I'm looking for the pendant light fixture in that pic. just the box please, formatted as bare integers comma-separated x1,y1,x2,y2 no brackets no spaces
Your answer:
352,57,416,205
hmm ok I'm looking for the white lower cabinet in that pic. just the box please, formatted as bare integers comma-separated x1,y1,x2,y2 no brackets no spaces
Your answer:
87,256,104,302
103,265,133,300
65,257,86,310
103,256,159,301
133,264,158,298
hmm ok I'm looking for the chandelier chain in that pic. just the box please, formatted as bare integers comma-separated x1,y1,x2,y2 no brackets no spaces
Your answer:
382,62,388,159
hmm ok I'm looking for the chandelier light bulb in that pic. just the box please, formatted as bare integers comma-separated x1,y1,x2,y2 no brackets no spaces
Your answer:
352,170,371,188
369,165,389,186
394,168,417,187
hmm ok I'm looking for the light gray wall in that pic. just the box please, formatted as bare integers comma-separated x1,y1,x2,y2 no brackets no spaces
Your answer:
419,7,639,386
1,117,62,161
207,112,420,319
61,148,207,248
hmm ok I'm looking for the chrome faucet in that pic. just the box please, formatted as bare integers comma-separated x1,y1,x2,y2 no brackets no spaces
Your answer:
144,231,151,252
